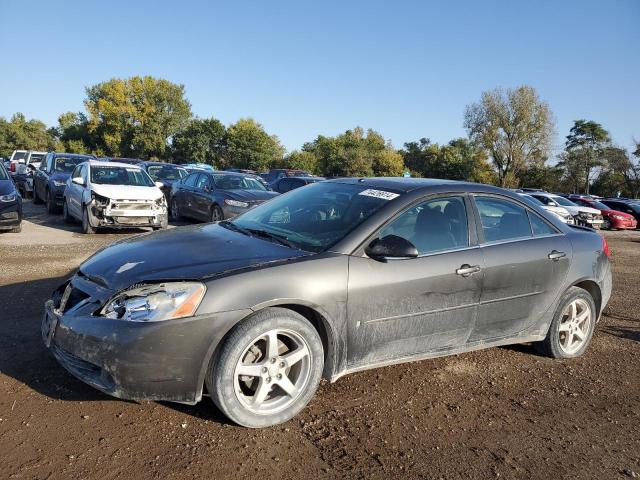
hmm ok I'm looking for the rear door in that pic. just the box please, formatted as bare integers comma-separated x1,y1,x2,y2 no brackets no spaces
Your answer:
469,194,571,342
176,173,199,217
192,174,213,220
347,194,484,367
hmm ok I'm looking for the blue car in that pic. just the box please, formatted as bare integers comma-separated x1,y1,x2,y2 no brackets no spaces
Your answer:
33,152,96,213
0,162,22,233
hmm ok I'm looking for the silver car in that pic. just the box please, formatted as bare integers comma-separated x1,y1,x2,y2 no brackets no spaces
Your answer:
42,178,612,427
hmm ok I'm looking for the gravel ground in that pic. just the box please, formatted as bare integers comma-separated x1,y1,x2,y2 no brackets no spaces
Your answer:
1,200,639,480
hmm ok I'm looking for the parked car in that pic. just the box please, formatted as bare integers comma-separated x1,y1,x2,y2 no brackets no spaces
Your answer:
517,193,574,224
42,178,612,428
261,169,313,187
568,196,637,230
601,199,640,227
138,161,188,202
6,150,28,175
102,157,144,165
182,163,215,173
271,176,325,194
13,151,47,197
62,160,168,234
33,153,97,213
530,192,603,228
170,171,278,222
0,162,22,233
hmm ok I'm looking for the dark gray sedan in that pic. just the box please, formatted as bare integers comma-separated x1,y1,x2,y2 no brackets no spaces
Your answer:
170,170,279,222
42,178,612,427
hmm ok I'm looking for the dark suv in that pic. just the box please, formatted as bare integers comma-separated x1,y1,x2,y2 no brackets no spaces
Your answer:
261,169,312,187
34,152,96,213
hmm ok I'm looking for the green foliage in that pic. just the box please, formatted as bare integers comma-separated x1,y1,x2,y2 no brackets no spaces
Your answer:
85,76,192,159
301,127,405,177
172,117,226,166
281,150,320,174
590,146,640,198
55,112,93,153
464,86,555,187
564,119,611,194
0,113,57,157
400,137,494,183
225,118,285,171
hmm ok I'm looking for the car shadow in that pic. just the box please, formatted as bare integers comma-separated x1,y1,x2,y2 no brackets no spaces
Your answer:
601,325,640,343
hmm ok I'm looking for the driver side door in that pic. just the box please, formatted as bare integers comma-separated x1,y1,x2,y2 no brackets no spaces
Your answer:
346,195,485,368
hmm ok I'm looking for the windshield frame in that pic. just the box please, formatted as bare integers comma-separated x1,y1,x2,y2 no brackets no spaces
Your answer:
54,157,87,173
90,165,156,187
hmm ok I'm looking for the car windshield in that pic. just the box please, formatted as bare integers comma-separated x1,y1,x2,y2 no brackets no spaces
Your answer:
0,166,8,180
213,175,267,191
12,152,27,161
55,157,86,173
587,200,609,210
231,182,400,252
90,166,155,186
552,196,577,207
29,153,45,163
147,166,186,181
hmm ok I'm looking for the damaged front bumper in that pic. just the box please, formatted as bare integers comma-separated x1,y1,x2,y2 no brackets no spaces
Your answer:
42,277,250,404
87,196,168,229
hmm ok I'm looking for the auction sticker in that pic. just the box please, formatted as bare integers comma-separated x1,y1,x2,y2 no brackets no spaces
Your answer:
358,189,400,200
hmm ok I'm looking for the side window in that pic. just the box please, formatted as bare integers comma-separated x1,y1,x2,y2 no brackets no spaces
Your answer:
195,174,210,190
291,179,305,190
378,196,469,255
184,173,198,187
475,196,532,242
71,165,82,179
528,211,557,236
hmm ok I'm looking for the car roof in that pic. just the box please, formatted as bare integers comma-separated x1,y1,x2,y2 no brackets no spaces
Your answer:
324,177,497,194
52,152,95,159
87,160,142,169
141,161,181,167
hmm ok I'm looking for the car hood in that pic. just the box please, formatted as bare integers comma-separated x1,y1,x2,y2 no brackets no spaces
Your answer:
79,223,310,291
603,208,634,219
0,179,16,196
575,206,601,215
226,190,279,201
91,183,163,201
542,205,570,216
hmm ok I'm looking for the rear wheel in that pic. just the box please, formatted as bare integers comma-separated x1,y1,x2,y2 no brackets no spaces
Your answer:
82,206,96,234
210,205,224,222
207,308,324,428
536,286,597,358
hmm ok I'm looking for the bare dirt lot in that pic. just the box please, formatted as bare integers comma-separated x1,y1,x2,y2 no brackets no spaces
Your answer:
1,201,639,480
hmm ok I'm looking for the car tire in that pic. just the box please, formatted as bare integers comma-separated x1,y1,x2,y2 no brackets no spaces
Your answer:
46,189,57,214
62,200,73,223
170,199,182,221
82,206,96,234
211,205,224,223
207,307,324,428
535,286,597,359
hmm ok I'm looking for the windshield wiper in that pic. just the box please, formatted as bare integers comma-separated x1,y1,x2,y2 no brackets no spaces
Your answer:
245,228,298,249
219,220,252,236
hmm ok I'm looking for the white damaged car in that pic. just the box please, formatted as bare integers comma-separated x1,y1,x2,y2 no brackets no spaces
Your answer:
63,160,168,234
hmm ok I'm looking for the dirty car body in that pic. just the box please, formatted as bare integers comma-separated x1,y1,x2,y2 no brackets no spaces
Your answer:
43,178,612,413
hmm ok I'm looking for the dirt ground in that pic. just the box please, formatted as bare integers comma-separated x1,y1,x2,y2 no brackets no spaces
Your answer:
1,201,639,480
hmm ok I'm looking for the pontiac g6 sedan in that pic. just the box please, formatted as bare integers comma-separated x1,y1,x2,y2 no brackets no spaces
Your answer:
42,178,612,427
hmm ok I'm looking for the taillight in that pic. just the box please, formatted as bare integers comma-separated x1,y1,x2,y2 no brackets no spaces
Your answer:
9,162,15,172
602,236,611,257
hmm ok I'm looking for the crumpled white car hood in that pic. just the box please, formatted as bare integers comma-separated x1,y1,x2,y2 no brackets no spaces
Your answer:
91,183,163,201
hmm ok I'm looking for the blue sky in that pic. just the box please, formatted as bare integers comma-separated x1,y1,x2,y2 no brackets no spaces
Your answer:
1,0,638,156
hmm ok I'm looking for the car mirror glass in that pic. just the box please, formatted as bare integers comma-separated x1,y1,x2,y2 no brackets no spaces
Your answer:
72,177,84,186
155,181,164,188
365,235,419,261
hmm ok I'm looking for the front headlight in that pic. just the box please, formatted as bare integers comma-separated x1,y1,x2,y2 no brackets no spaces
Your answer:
224,199,249,208
101,282,206,322
155,196,167,208
53,180,66,187
0,193,16,202
612,215,625,220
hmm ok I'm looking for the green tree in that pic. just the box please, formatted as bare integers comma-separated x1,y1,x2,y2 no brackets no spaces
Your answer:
171,117,226,166
281,150,319,174
464,86,555,187
0,113,57,157
591,146,640,198
301,127,405,177
55,111,93,153
85,76,192,159
564,120,611,194
225,118,285,171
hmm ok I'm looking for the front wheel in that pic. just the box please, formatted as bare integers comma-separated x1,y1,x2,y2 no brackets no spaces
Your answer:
536,286,597,358
82,206,96,234
46,189,57,214
211,205,224,222
170,199,182,221
207,308,324,428
62,199,73,223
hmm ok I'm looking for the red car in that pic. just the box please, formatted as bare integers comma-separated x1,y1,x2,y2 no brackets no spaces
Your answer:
569,196,637,230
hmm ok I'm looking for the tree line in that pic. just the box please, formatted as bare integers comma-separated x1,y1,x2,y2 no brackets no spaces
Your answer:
1,76,638,197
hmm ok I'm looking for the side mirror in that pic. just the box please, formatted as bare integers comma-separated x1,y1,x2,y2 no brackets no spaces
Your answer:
155,181,164,188
72,177,84,186
365,235,419,261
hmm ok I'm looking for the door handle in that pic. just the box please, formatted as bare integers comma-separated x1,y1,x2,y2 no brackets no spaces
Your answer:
456,264,481,277
548,250,566,261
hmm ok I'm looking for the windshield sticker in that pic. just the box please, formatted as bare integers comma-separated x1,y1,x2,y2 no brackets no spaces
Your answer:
358,189,400,200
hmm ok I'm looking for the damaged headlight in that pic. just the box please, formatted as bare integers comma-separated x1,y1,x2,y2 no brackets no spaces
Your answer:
91,191,110,207
155,196,167,208
224,199,249,208
101,282,206,322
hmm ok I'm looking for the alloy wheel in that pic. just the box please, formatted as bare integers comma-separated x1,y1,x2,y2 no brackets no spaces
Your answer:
557,298,592,354
233,328,312,415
